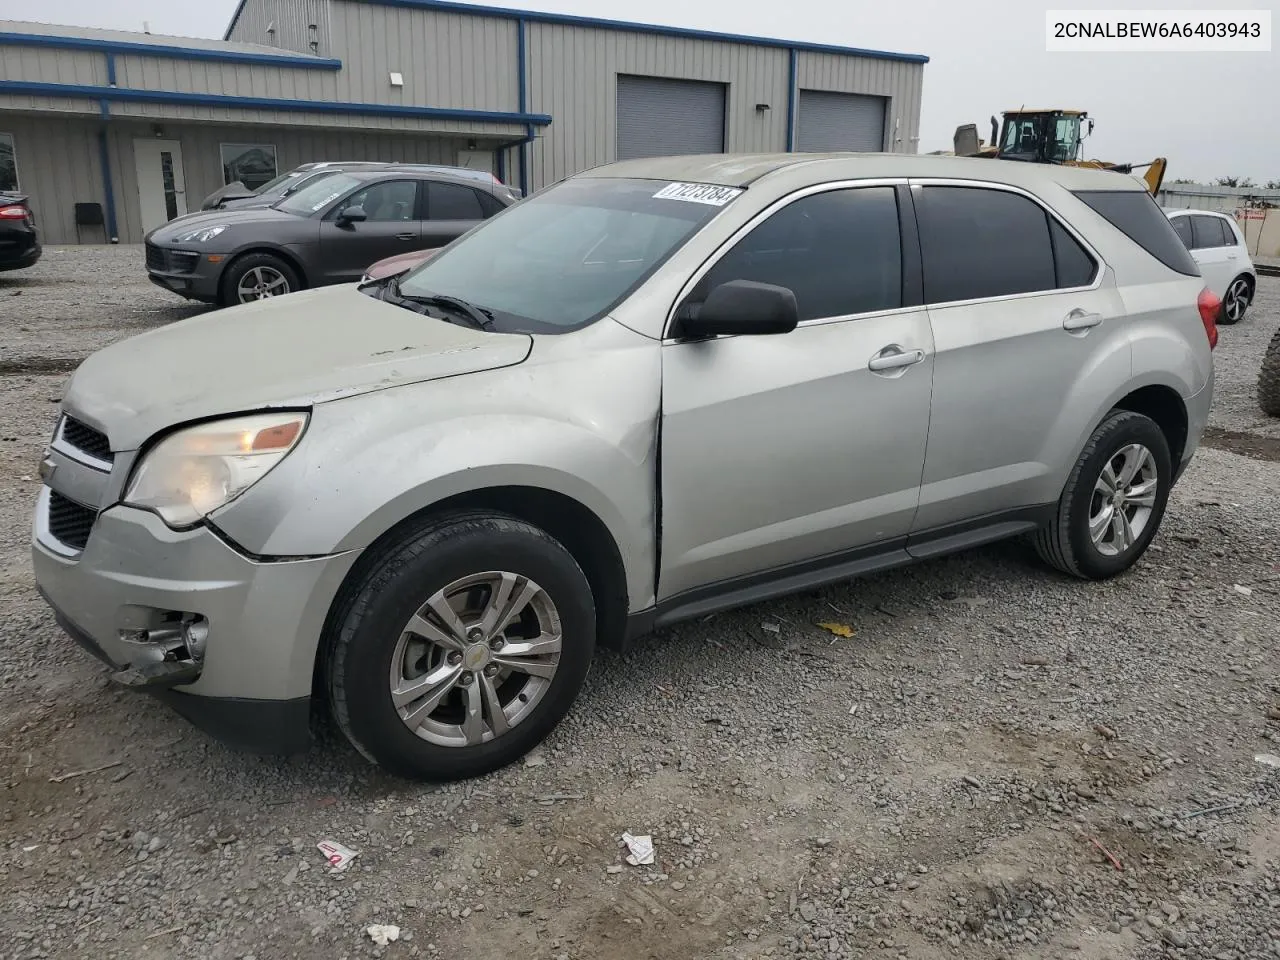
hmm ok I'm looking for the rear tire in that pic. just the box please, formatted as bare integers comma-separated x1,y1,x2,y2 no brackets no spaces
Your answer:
1035,410,1172,580
327,511,596,781
1218,275,1253,325
219,252,301,308
1260,325,1280,418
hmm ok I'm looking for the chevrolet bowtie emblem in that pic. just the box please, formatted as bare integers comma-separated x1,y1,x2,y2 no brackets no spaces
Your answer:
38,457,56,483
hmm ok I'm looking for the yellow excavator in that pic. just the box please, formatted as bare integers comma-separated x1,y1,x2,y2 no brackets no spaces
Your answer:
952,109,1167,195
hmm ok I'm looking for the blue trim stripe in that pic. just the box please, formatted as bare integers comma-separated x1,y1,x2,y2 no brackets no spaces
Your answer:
0,30,343,69
97,128,119,242
785,49,797,152
0,80,553,126
364,0,929,63
105,51,117,86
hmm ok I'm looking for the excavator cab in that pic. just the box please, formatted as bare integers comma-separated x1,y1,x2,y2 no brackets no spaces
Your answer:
992,110,1093,164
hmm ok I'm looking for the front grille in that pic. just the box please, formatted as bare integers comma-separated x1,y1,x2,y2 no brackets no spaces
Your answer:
60,416,113,463
145,244,198,274
48,491,96,551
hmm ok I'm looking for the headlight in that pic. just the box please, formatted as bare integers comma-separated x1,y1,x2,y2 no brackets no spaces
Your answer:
124,412,308,527
170,224,228,243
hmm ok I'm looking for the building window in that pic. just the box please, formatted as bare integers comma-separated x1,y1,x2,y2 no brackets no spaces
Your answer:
220,143,278,192
0,133,18,192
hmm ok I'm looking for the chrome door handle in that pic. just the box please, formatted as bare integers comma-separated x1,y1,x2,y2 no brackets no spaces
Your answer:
868,346,926,372
1063,309,1103,331
396,233,416,241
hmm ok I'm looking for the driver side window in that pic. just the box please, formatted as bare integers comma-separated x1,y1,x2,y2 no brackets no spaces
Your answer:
334,180,419,222
691,187,903,322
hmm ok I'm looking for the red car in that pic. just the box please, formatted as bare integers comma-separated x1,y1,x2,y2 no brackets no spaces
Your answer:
360,247,439,284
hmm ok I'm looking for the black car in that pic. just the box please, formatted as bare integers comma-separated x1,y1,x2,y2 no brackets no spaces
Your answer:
0,193,41,271
146,168,514,307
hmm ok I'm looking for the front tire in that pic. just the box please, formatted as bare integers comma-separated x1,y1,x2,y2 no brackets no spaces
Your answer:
327,511,596,781
1035,410,1172,580
219,252,300,307
1260,326,1280,417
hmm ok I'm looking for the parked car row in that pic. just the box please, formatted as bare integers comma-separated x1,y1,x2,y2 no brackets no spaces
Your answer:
146,164,517,307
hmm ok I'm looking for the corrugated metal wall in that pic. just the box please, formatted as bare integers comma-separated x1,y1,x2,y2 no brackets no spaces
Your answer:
525,22,789,189
0,114,483,244
796,52,922,153
227,0,332,56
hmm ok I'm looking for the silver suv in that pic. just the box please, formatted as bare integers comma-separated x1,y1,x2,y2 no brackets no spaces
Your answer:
33,154,1218,781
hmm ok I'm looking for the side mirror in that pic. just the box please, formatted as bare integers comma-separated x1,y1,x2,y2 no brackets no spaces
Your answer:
674,279,799,339
339,205,368,224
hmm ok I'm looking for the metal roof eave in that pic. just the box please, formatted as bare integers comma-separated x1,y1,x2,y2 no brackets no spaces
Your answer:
0,30,343,69
0,80,553,126
225,0,930,64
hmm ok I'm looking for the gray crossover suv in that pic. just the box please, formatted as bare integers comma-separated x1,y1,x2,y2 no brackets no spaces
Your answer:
35,153,1216,781
145,167,513,307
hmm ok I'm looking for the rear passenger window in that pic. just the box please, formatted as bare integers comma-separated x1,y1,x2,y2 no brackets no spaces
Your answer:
428,181,485,220
476,190,507,218
1191,215,1227,249
1171,216,1194,250
696,187,902,321
917,186,1056,303
1048,218,1098,288
1072,190,1199,276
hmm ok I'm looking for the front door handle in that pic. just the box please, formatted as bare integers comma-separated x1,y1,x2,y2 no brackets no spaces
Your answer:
868,346,926,372
396,232,416,241
1063,308,1103,331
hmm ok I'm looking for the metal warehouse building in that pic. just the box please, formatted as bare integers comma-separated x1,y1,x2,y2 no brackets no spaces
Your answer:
0,0,928,245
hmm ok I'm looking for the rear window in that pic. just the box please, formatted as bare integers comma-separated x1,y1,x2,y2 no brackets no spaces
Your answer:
1073,189,1199,276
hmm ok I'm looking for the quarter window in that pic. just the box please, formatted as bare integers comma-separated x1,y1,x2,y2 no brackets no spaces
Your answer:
0,133,17,192
693,187,903,322
428,181,485,220
916,186,1057,303
1072,189,1199,276
220,143,278,192
1048,218,1098,288
335,180,419,222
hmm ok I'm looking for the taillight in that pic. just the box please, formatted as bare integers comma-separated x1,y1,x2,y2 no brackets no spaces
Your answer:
1197,287,1220,350
0,204,28,219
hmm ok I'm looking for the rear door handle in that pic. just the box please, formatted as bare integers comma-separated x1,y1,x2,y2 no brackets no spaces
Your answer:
1063,309,1103,331
868,346,926,372
396,233,416,241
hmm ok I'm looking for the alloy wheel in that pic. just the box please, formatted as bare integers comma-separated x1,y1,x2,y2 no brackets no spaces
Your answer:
1089,443,1159,557
236,266,290,302
1224,278,1250,323
388,571,563,747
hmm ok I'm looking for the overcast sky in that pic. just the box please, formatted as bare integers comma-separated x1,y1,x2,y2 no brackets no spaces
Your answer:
3,0,1276,184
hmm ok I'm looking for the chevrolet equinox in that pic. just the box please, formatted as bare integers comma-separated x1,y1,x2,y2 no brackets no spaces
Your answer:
33,153,1217,781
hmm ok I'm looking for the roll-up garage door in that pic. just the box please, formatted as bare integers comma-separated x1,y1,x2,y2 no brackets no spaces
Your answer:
616,75,727,161
796,90,888,153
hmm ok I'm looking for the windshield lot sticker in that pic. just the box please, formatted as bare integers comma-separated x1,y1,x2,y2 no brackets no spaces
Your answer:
652,183,743,206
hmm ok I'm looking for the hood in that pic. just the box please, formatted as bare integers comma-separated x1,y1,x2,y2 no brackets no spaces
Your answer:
148,206,299,241
201,181,254,210
61,286,533,451
366,247,439,280
218,194,279,211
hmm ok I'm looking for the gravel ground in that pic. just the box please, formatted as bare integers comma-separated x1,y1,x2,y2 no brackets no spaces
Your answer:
1,246,1279,960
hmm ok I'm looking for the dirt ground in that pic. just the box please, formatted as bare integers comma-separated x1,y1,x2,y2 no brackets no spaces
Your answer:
1,248,1278,960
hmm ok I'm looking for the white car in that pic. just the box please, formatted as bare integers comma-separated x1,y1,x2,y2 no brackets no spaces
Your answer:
1166,208,1257,325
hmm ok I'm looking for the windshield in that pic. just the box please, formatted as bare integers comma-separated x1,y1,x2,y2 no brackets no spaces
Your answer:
394,177,740,333
1000,116,1045,159
275,172,363,217
252,170,299,196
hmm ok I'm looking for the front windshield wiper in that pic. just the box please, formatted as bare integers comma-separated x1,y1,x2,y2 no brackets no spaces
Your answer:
380,278,495,330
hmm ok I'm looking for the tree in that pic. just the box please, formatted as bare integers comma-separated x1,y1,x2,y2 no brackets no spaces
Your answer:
1216,176,1256,188
1266,180,1280,190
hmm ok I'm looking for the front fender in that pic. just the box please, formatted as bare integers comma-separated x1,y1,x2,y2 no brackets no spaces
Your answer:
212,330,661,608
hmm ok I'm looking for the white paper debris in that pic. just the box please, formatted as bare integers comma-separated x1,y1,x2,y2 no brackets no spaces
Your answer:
366,924,401,946
761,621,781,634
1233,584,1254,596
622,831,655,866
1255,754,1280,768
317,839,359,872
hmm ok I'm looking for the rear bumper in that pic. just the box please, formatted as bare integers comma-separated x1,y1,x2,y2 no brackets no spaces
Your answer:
0,234,41,271
1176,376,1214,483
